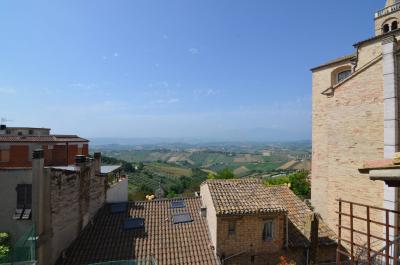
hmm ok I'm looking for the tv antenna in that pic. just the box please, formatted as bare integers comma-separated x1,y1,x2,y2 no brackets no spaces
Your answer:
0,117,12,125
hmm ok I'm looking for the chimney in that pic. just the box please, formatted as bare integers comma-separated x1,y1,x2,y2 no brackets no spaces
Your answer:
93,152,101,174
32,149,47,265
0,124,6,135
75,155,87,165
309,212,319,264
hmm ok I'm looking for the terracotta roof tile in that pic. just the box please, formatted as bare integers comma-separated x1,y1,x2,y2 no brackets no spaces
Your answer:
0,135,88,143
203,179,336,247
56,197,219,265
204,179,287,216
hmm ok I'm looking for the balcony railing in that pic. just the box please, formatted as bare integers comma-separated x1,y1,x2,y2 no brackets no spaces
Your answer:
375,2,400,18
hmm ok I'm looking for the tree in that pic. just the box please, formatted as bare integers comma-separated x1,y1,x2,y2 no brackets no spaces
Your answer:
210,168,235,179
288,171,310,198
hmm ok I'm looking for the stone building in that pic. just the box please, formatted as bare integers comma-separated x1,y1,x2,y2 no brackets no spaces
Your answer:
0,125,127,265
49,179,337,265
0,125,89,167
200,179,337,265
311,0,400,255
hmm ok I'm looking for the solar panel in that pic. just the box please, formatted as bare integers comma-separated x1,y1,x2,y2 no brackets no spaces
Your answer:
22,209,32,220
171,200,186,209
13,209,23,220
172,213,192,224
123,218,145,230
110,203,127,213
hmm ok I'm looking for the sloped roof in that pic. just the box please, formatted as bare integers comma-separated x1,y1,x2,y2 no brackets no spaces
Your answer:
204,179,287,216
203,179,336,247
56,197,219,265
268,185,336,247
0,135,88,143
310,53,356,71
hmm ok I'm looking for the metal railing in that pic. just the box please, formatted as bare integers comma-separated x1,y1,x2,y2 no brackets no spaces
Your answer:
336,199,400,265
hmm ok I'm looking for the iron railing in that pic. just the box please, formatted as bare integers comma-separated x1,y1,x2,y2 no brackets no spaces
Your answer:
336,199,400,265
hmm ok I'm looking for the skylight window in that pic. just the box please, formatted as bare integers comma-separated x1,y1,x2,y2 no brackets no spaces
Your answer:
110,203,127,213
123,218,145,230
171,200,186,209
172,213,192,224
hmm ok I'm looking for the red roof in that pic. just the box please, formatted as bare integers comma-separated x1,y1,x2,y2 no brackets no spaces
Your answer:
0,135,88,143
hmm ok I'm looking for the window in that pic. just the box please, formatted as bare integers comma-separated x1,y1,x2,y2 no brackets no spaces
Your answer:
262,220,274,240
392,21,398,31
17,132,22,136
0,149,10,162
6,130,10,134
16,184,32,209
383,24,390,33
14,184,32,220
228,221,236,235
28,129,34,135
337,70,351,83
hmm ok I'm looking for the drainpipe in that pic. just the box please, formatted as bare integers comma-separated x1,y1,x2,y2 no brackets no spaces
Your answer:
221,250,247,265
286,213,289,248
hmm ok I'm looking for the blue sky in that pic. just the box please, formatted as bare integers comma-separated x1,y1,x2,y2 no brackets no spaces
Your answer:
0,1,384,141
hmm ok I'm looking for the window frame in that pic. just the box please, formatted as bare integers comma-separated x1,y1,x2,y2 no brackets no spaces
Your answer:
262,219,274,241
337,69,352,83
16,184,32,209
228,220,236,236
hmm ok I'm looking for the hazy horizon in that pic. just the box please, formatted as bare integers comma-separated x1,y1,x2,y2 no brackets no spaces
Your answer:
0,1,383,141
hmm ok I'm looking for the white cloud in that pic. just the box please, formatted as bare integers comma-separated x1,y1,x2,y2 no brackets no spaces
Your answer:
188,48,199,55
0,87,16,94
193,89,219,97
151,98,180,105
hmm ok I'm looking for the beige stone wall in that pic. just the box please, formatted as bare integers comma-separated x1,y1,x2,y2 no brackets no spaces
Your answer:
216,214,285,258
312,43,385,245
200,183,218,249
48,161,106,264
375,14,400,36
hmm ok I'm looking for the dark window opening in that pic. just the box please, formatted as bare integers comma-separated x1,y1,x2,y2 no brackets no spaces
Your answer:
392,21,398,31
251,255,255,263
17,132,22,136
262,220,274,241
14,184,32,220
228,221,236,235
28,129,34,135
383,24,390,33
6,130,10,134
337,70,351,83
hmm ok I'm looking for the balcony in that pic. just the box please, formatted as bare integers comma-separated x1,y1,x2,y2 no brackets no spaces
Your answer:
375,2,400,18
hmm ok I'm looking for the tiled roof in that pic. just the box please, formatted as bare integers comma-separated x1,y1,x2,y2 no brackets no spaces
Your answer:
203,179,287,216
203,179,336,247
56,197,219,265
267,185,336,247
310,53,356,71
0,135,88,143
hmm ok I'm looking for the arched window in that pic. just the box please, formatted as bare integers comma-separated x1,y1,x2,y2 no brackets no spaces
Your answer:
337,70,352,83
383,24,390,33
392,21,398,30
